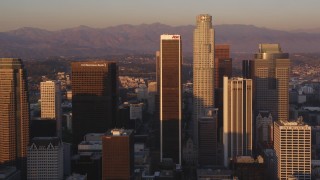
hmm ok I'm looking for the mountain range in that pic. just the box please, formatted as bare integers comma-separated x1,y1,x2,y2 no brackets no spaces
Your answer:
1,23,320,58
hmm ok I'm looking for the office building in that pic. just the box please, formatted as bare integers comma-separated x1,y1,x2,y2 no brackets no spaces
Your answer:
147,81,157,114
231,156,265,180
27,137,63,180
242,60,253,79
71,61,118,146
71,152,102,180
160,34,182,165
102,129,134,180
274,119,311,180
40,80,62,137
256,111,273,149
214,44,232,143
40,81,61,119
223,77,253,166
214,44,232,89
253,44,290,121
198,109,218,166
0,58,29,175
193,14,215,147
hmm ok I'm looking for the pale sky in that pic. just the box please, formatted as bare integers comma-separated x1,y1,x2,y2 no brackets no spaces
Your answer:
0,0,319,32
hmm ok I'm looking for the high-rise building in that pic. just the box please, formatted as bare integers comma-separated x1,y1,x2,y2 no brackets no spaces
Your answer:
102,129,134,180
40,81,61,119
198,108,218,166
242,60,253,79
274,119,311,180
256,111,273,149
40,80,62,137
223,77,253,167
71,61,118,147
253,44,290,121
193,14,215,147
0,58,30,175
160,34,182,165
214,44,232,89
27,137,64,180
214,44,232,144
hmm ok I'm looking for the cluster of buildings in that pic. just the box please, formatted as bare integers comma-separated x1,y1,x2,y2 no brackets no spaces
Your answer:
0,13,318,180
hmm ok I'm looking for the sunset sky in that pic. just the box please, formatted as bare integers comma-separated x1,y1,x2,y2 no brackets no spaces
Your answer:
1,0,319,31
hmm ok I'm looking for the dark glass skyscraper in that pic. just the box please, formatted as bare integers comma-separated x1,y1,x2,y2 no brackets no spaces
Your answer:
160,34,182,165
72,61,118,147
0,58,30,176
253,44,290,121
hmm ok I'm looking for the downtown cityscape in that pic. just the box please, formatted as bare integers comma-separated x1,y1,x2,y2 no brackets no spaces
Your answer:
1,2,320,180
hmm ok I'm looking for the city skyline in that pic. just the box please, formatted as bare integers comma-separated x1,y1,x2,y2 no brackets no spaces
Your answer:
1,0,320,32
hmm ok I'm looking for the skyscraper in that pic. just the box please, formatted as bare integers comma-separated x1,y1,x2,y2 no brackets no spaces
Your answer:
40,80,62,137
223,77,252,167
253,44,290,121
214,44,232,144
72,61,118,147
102,129,134,180
160,34,182,165
193,14,215,147
214,44,232,89
198,108,218,166
0,58,30,175
274,119,311,180
242,59,253,79
27,137,64,179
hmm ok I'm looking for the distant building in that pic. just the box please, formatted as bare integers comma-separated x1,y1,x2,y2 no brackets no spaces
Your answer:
27,137,64,180
147,81,157,114
102,129,134,180
71,61,118,147
274,119,311,180
242,60,253,79
40,80,62,137
223,77,253,167
0,58,30,175
136,84,148,100
130,103,143,120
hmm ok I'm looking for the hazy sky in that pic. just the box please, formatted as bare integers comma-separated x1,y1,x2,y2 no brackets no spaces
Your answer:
1,0,319,31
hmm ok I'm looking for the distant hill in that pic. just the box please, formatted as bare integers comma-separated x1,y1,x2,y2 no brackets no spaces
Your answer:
1,23,320,58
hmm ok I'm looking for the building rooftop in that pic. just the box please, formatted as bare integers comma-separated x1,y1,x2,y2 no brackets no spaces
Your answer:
29,137,61,147
105,129,133,136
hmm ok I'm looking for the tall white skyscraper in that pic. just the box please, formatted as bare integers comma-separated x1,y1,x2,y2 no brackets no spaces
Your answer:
40,80,62,137
193,14,215,146
274,119,311,180
223,77,253,167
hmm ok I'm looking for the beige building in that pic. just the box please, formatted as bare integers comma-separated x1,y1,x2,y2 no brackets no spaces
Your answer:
41,80,62,137
253,44,290,121
274,119,311,180
193,14,215,147
223,77,252,167
0,58,29,175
